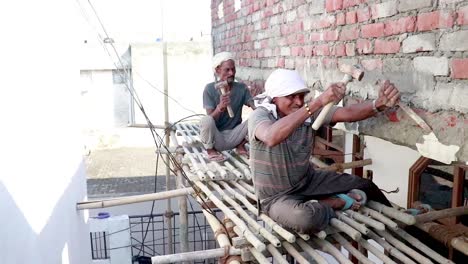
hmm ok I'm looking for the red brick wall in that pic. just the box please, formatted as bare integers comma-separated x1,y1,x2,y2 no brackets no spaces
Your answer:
211,0,468,161
211,0,468,113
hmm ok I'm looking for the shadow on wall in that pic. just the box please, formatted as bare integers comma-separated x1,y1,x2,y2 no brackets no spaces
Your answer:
0,163,90,264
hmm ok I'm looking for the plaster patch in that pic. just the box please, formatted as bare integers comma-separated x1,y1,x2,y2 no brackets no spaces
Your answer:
415,132,460,164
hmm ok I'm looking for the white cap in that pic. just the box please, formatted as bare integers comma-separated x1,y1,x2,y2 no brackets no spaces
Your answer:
264,69,309,98
212,52,235,72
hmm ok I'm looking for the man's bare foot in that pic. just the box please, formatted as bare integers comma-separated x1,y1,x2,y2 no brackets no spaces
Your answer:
318,190,366,211
236,144,249,157
206,149,227,162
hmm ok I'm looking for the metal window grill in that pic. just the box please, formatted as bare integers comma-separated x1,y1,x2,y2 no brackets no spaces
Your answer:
129,210,223,263
90,231,110,260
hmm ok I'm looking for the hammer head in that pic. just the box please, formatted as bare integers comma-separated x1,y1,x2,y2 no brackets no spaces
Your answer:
339,64,364,81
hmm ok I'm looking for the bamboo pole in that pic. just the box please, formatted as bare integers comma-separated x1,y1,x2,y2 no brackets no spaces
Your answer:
267,244,289,264
357,237,397,264
336,212,370,234
375,229,433,264
330,218,361,241
367,230,417,264
323,159,372,172
194,181,266,251
314,231,327,239
344,209,386,230
249,247,271,264
210,160,228,179
224,161,244,179
229,180,257,201
312,237,353,264
175,124,193,145
237,180,255,194
368,201,416,225
175,153,189,256
218,181,296,243
331,233,373,264
415,206,468,223
391,228,454,264
360,206,399,229
222,151,251,179
296,238,328,264
191,146,217,180
76,187,194,210
282,242,311,264
310,157,328,168
416,222,468,256
209,181,282,247
182,146,206,180
151,247,241,263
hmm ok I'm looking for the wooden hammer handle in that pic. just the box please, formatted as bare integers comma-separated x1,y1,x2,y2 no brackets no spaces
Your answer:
219,87,234,118
312,74,352,130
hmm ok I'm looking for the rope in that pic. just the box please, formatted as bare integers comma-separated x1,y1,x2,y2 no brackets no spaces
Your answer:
428,224,468,247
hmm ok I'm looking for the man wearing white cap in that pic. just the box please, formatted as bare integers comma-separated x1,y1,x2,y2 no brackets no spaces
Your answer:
200,52,255,161
249,69,400,233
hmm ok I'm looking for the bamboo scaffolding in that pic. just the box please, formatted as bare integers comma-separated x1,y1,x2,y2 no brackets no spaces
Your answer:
175,152,189,256
231,226,269,264
367,201,416,225
416,222,468,256
415,206,468,223
222,151,251,179
218,181,296,243
360,207,399,230
296,238,328,264
344,209,386,230
367,230,417,264
224,161,244,179
209,181,282,247
282,242,310,264
151,247,241,264
210,160,228,179
357,237,397,264
76,187,194,210
175,124,193,145
336,211,370,235
191,146,217,180
310,157,328,168
311,237,353,264
229,180,257,201
182,146,206,180
375,229,433,264
194,181,266,251
237,180,255,194
331,233,373,264
267,244,289,264
322,159,372,172
391,228,454,264
330,218,361,241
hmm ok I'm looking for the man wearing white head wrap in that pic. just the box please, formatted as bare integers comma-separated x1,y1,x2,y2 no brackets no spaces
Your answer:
249,69,400,233
199,52,255,161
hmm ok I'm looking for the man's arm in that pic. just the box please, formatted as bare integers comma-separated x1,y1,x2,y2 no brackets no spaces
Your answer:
255,84,345,147
331,80,400,123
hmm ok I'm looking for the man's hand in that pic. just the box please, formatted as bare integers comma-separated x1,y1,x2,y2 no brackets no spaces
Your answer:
375,80,400,110
317,83,346,107
216,93,231,112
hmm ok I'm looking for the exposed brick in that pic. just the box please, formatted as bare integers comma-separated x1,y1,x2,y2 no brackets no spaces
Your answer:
322,58,338,68
457,5,468,26
346,11,357,24
277,57,285,67
339,26,359,40
417,11,454,32
440,30,468,51
324,30,339,41
357,7,371,23
314,44,330,55
345,43,356,56
451,58,468,79
398,0,431,12
291,46,304,56
310,0,326,14
356,39,373,54
304,45,314,56
384,16,416,36
361,59,383,71
281,47,291,56
440,0,464,4
371,1,397,20
402,33,436,53
326,0,343,12
334,43,346,56
285,58,295,69
361,23,385,38
336,12,346,25
414,57,449,76
374,39,400,54
343,0,360,8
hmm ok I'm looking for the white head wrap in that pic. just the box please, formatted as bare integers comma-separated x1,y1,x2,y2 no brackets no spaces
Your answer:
212,52,235,73
254,69,310,118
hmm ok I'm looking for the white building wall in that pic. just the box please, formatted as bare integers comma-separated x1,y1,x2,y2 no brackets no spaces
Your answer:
0,1,91,263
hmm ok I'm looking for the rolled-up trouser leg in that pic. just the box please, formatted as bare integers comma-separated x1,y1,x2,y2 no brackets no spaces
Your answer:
199,116,221,149
215,121,248,151
267,195,336,234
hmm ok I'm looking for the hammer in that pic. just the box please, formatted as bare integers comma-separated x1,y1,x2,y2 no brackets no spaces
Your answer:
214,80,234,118
312,64,364,130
